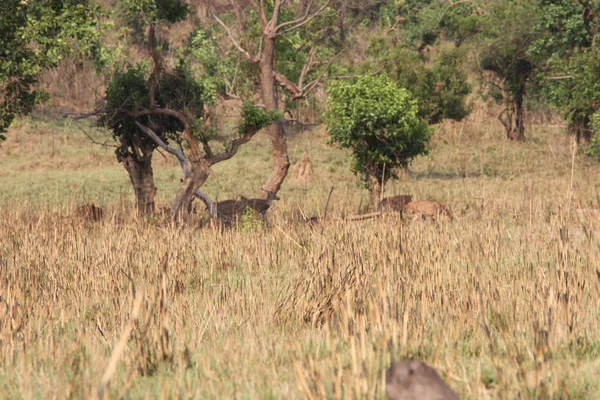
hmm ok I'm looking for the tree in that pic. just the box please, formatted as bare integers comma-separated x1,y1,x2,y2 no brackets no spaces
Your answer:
213,0,338,199
366,41,471,125
397,0,538,141
530,0,600,142
0,0,101,141
325,75,431,209
99,0,280,219
97,0,191,216
473,0,538,141
358,0,472,127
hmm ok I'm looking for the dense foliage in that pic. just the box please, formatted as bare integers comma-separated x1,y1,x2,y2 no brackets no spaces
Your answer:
325,75,431,188
0,0,101,140
531,0,600,140
100,64,207,150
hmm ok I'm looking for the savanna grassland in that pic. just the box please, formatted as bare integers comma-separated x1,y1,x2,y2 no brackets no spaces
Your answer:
1,112,600,399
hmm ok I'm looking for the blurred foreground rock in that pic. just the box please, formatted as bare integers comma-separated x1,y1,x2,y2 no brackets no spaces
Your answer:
386,360,460,400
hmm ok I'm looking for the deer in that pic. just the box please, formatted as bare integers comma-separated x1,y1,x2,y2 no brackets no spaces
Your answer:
380,195,413,214
404,200,453,221
213,196,249,221
238,189,280,216
76,203,104,222
386,360,460,400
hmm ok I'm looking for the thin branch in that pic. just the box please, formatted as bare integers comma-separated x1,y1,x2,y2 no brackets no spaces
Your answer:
63,109,105,120
135,122,191,176
439,0,474,25
213,14,258,63
546,75,573,80
248,0,267,30
297,51,344,98
383,16,405,37
275,0,316,32
77,124,117,149
276,0,331,36
208,126,262,166
297,44,318,89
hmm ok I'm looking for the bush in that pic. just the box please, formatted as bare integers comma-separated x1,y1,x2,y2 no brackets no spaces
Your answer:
325,75,431,207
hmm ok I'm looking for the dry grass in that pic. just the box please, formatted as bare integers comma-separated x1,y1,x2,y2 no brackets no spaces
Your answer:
2,116,600,399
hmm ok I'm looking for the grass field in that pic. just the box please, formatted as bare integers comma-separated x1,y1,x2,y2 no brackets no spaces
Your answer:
1,113,600,399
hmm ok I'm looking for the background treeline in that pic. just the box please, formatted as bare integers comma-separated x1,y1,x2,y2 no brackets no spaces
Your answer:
2,0,600,217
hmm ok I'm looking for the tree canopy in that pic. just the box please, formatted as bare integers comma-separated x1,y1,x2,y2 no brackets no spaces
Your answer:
325,74,431,208
0,0,102,140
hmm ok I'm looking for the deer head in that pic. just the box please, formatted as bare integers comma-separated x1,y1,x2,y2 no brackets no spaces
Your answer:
260,188,280,204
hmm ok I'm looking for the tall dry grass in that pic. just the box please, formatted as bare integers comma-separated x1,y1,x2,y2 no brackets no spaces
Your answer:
1,185,600,399
2,113,600,399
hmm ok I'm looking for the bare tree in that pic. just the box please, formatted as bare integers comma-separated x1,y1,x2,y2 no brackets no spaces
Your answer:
214,0,337,199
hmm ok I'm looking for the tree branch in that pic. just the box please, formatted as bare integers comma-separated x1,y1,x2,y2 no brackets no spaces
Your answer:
213,14,258,63
297,51,343,98
194,190,216,217
297,44,318,90
274,71,302,99
248,0,268,30
275,0,330,36
135,121,191,176
130,107,208,161
208,126,261,166
267,0,283,35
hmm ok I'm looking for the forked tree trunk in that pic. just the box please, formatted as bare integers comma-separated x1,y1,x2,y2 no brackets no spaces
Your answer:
568,114,592,143
507,89,525,141
171,159,211,221
258,36,290,199
118,144,157,216
368,165,382,211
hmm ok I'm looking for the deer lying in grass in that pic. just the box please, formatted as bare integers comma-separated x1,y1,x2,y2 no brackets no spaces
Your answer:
404,200,453,221
213,196,249,221
76,203,104,222
239,189,280,216
386,360,460,400
380,195,413,213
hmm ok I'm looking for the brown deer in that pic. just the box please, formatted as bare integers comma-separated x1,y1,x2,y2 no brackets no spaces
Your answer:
386,360,460,400
76,203,104,222
404,200,452,221
214,196,249,221
380,195,413,214
239,189,280,215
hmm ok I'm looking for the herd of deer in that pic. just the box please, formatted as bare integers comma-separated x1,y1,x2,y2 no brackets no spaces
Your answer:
75,191,454,224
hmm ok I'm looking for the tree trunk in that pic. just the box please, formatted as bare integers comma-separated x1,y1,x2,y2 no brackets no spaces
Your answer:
569,114,592,143
258,36,290,199
118,145,157,216
507,89,525,141
368,165,382,211
171,159,211,222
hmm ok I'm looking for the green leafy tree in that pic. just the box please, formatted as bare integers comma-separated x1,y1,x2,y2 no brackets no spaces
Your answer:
360,0,472,127
474,0,538,141
530,0,600,142
100,0,281,219
367,41,471,125
325,75,431,209
0,0,101,141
